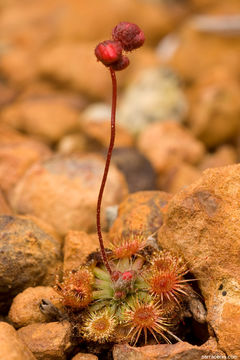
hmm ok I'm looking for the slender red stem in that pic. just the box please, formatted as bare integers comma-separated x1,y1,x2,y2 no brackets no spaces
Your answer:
96,67,117,277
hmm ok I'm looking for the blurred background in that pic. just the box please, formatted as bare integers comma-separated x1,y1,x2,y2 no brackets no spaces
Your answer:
0,0,240,199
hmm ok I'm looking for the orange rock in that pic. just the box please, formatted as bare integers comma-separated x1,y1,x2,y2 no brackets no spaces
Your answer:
0,215,61,311
0,82,16,107
17,322,72,360
24,215,62,245
189,0,218,9
208,288,240,357
0,0,60,84
79,118,134,149
0,188,12,215
63,231,108,272
194,0,240,14
10,154,128,236
1,96,80,143
57,133,100,155
168,22,240,81
158,164,240,357
109,191,171,240
138,121,205,174
0,322,36,360
187,68,240,147
0,126,51,196
0,46,39,85
71,354,98,360
158,162,201,194
8,286,63,328
113,339,224,360
0,0,59,47
199,145,237,171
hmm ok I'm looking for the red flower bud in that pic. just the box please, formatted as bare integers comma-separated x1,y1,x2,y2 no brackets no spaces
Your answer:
112,22,145,51
121,271,134,281
95,40,122,66
110,55,130,71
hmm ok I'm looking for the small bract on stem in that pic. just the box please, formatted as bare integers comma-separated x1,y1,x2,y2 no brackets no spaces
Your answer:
95,22,145,280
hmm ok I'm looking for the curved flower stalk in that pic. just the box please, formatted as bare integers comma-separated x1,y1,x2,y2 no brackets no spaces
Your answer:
94,22,145,278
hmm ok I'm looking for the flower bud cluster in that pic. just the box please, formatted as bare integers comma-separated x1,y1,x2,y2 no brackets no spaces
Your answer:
95,22,145,71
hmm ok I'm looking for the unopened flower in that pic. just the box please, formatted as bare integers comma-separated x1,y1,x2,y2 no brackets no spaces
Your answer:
111,55,130,71
95,40,122,66
112,22,145,51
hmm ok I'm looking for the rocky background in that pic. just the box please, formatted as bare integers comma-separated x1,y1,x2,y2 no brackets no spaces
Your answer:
0,0,240,359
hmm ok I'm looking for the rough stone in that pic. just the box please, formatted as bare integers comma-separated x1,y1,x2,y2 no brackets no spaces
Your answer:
189,0,222,9
109,191,171,239
0,0,61,84
158,162,201,193
17,321,72,360
199,145,237,171
113,339,224,360
0,82,17,108
71,354,98,360
83,120,133,149
63,231,108,272
1,96,80,143
168,22,240,81
0,188,12,215
138,121,205,174
8,286,63,328
57,133,100,155
158,164,240,357
0,126,51,196
0,46,39,85
79,103,134,148
0,215,61,312
118,68,188,135
207,286,240,357
10,154,128,236
0,322,36,360
24,215,62,245
187,68,240,147
0,0,59,48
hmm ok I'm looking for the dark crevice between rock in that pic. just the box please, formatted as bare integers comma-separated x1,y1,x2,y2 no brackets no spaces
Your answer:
182,271,210,346
66,341,114,360
179,317,209,346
